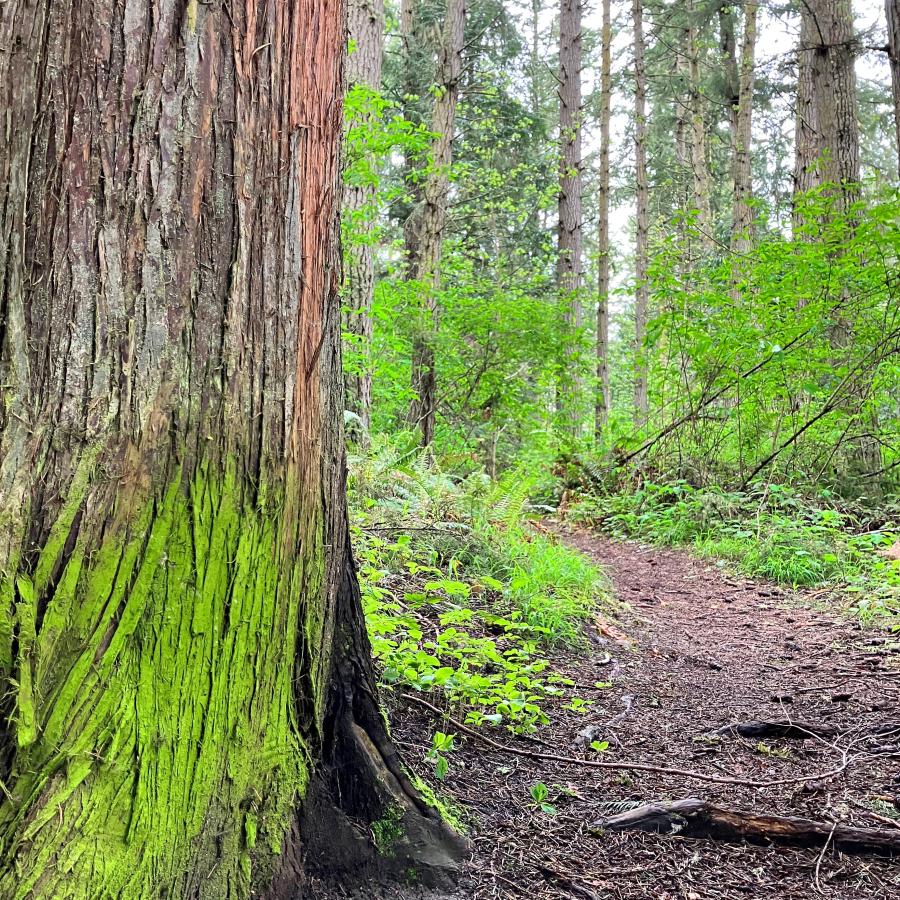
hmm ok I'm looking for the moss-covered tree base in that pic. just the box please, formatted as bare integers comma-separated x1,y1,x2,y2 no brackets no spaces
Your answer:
265,547,467,898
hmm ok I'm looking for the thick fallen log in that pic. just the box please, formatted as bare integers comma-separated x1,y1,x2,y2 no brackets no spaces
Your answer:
593,799,900,857
707,720,837,740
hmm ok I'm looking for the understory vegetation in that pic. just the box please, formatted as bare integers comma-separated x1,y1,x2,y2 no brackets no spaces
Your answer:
348,437,618,781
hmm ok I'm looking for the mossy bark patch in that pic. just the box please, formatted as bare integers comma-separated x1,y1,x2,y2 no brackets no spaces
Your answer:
0,467,317,899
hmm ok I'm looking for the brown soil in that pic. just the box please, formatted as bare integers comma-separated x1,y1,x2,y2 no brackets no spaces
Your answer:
387,527,900,899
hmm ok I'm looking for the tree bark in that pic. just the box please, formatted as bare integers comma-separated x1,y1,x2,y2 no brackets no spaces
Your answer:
596,0,612,441
731,1,758,252
558,0,585,439
0,1,460,896
633,0,650,427
407,0,466,448
793,0,880,481
687,2,713,250
887,0,900,178
793,4,820,231
795,0,860,215
343,0,386,440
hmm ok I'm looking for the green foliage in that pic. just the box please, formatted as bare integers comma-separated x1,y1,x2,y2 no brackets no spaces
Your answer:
528,781,557,816
350,438,615,740
626,188,900,494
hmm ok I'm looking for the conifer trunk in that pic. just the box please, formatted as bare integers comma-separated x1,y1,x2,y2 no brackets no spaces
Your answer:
596,0,613,440
794,0,882,482
557,0,585,438
886,0,900,178
0,1,459,895
687,2,713,250
793,6,820,228
343,0,386,439
731,1,757,252
633,0,650,427
408,0,466,447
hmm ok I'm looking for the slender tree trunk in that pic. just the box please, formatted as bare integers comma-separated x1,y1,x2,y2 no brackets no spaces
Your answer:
343,0,386,440
720,4,740,144
0,1,460,896
731,1,758,252
687,4,713,250
674,26,691,239
885,0,900,177
558,0,585,438
633,0,650,427
408,0,466,447
596,0,613,441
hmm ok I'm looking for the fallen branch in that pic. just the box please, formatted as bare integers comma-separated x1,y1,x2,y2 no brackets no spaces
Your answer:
707,720,837,740
402,693,857,789
592,798,900,857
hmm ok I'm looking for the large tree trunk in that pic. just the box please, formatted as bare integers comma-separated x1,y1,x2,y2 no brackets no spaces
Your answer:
0,1,460,896
795,0,860,214
557,0,585,439
887,0,900,178
731,1,757,252
343,0,386,440
407,0,466,448
793,0,881,483
596,0,613,441
633,0,650,427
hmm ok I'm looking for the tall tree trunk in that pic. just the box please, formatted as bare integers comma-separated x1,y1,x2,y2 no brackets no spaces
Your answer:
886,0,900,178
408,0,466,447
596,0,613,440
795,0,880,481
633,0,650,427
687,3,714,250
558,0,585,438
810,0,860,208
731,1,758,252
793,4,820,230
343,0,386,441
0,1,460,896
719,3,740,144
795,0,860,215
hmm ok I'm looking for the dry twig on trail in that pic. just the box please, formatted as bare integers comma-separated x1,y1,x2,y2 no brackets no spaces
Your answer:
402,693,865,789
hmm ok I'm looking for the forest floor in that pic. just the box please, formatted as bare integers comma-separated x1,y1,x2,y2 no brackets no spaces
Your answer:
388,523,900,899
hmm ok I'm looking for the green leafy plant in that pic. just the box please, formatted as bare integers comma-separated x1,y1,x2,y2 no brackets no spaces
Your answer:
528,782,557,816
426,731,455,780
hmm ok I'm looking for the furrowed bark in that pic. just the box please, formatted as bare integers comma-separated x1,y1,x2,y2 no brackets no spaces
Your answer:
557,0,585,439
407,0,466,448
343,0,386,440
0,0,461,896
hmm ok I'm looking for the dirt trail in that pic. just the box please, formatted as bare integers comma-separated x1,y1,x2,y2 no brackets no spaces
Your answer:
394,527,900,899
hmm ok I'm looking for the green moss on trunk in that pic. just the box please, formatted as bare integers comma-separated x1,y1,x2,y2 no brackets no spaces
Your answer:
0,464,321,899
